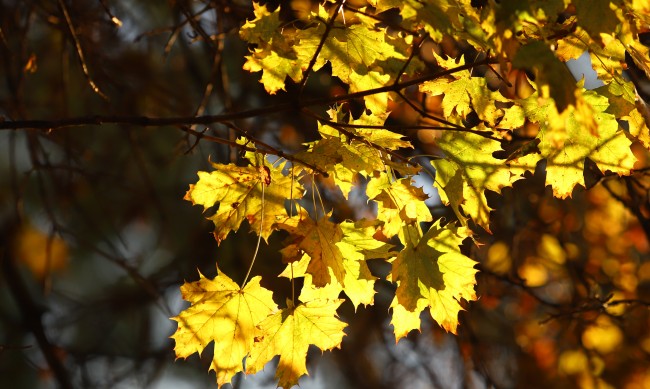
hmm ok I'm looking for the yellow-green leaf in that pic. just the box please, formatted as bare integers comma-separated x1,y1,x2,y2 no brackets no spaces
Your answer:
367,174,432,238
432,130,529,231
389,221,478,339
171,271,277,388
246,299,347,389
512,90,637,198
240,3,306,93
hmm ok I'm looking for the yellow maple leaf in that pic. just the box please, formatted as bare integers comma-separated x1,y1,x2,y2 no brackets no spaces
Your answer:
280,220,394,308
239,3,307,93
185,160,302,244
389,221,478,339
556,28,626,84
421,53,507,124
367,174,432,238
377,0,455,42
246,298,347,389
171,271,277,388
335,220,394,308
298,7,419,113
296,109,411,198
243,47,303,95
276,214,345,287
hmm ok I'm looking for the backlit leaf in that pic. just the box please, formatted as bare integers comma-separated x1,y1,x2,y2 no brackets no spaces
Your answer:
511,90,637,198
246,298,347,389
276,214,345,287
185,160,302,244
432,130,529,231
171,271,277,388
389,221,478,338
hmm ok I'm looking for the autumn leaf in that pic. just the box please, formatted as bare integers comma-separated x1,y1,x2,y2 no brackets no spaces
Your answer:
513,41,577,111
246,298,347,389
13,223,68,279
298,7,420,113
276,213,345,287
556,28,626,84
171,271,277,388
240,3,306,93
185,159,302,244
375,0,455,42
389,221,478,339
422,53,507,124
573,0,620,40
367,174,432,238
432,129,529,231
335,220,394,308
280,220,394,308
510,90,637,198
296,109,412,198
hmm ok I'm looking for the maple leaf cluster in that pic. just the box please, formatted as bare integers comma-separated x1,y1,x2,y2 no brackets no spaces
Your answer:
174,145,476,388
171,0,650,388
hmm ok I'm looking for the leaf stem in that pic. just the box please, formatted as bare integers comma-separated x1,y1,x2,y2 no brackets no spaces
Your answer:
242,172,265,287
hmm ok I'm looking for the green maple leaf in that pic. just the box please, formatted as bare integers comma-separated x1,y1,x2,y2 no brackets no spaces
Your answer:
185,160,302,244
171,270,277,388
432,129,528,231
389,221,478,338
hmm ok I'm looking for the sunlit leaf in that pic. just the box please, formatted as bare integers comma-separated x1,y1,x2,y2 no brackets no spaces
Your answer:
389,221,478,338
185,160,302,244
246,298,347,389
171,271,277,388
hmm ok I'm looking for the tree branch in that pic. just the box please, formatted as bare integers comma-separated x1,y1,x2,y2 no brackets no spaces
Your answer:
0,57,498,131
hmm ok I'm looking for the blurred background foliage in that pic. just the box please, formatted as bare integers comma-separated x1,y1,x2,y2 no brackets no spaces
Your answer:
1,0,650,388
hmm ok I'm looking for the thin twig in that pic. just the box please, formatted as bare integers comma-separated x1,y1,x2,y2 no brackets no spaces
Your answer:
97,0,122,27
57,0,108,100
181,125,329,176
484,51,512,87
177,0,216,52
394,34,427,84
242,173,265,287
